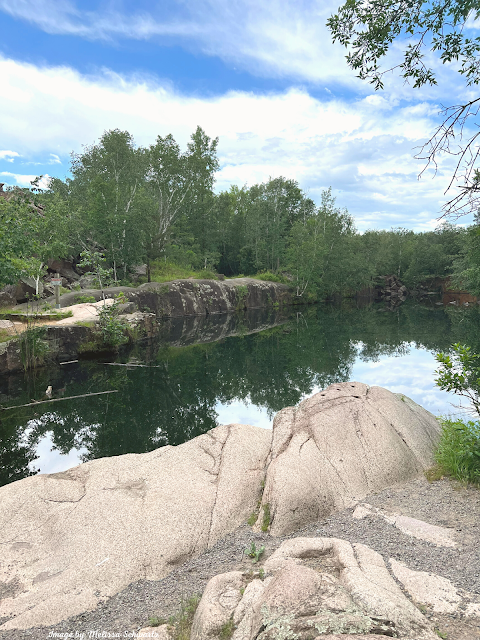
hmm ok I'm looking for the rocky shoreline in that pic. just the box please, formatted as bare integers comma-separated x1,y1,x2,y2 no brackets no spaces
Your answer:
0,278,293,374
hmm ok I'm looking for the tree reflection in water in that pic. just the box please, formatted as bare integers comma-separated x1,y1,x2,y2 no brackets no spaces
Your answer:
0,300,474,486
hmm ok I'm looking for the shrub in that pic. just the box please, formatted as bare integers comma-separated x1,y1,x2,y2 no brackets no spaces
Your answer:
97,301,127,349
435,343,480,416
252,271,290,284
75,294,96,304
261,503,271,532
435,417,480,485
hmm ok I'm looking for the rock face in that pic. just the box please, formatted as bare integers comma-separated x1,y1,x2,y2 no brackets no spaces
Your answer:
376,274,408,304
0,324,94,374
191,537,438,639
47,259,81,284
0,384,440,631
55,278,292,317
14,277,44,302
0,285,17,308
255,382,440,535
0,424,271,630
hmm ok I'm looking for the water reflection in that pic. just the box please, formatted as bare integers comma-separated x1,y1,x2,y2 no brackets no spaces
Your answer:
0,301,478,486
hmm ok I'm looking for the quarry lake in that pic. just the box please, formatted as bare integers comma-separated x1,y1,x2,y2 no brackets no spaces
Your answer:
1,299,477,487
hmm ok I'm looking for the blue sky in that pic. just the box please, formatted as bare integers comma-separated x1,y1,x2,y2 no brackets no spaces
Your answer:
0,0,477,230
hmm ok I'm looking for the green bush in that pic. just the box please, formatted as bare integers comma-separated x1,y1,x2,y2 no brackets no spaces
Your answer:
252,271,290,284
75,294,96,304
149,259,218,283
97,301,127,349
435,417,480,485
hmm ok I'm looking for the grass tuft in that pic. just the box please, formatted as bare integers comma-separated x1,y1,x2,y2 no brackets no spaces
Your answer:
219,615,236,639
0,328,13,343
261,503,271,532
424,465,444,483
167,594,200,640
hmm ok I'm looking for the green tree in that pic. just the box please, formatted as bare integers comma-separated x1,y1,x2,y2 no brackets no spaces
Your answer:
69,129,148,280
175,127,220,270
144,134,192,280
287,188,369,297
452,225,480,295
435,343,480,415
328,1,480,217
0,187,69,291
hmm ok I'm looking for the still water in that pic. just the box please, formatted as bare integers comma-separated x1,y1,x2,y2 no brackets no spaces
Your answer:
1,300,477,487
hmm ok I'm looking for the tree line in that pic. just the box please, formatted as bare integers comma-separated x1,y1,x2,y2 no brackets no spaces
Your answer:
1,126,479,299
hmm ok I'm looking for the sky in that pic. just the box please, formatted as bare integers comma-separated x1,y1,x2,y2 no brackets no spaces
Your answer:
0,0,477,231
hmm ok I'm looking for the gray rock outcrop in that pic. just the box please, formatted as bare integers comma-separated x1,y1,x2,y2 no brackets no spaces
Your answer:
0,424,270,630
190,537,438,639
54,278,292,317
255,382,440,535
0,383,441,631
14,277,44,302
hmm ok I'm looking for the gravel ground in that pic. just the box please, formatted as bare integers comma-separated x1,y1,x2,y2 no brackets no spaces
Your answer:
2,476,479,640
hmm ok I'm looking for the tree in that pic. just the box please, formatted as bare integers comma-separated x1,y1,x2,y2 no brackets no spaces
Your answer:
287,188,368,297
69,129,147,281
0,194,33,288
177,126,220,270
0,187,69,291
144,134,191,280
435,342,480,416
328,1,480,217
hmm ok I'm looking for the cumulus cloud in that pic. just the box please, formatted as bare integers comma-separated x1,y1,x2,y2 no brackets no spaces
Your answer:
0,150,20,162
0,55,464,229
0,171,51,188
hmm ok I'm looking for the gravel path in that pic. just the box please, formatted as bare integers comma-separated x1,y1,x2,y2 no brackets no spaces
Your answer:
2,476,479,640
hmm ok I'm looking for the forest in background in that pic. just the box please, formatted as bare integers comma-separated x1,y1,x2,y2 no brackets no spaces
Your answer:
1,126,480,301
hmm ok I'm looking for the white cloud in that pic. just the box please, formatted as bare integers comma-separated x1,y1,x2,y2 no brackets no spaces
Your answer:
0,171,51,188
49,153,61,164
1,0,475,107
0,0,363,86
0,54,467,229
0,149,20,162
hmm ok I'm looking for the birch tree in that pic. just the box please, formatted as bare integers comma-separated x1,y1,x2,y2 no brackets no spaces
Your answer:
70,129,147,281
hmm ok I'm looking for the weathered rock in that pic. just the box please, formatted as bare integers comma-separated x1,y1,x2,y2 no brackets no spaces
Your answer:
0,336,22,372
0,285,16,308
0,423,271,630
255,382,440,535
0,319,15,331
137,625,170,639
78,274,97,289
47,258,81,282
390,558,462,613
0,384,442,630
352,503,457,547
44,279,291,316
14,277,44,302
131,278,292,317
191,571,245,639
191,537,437,639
